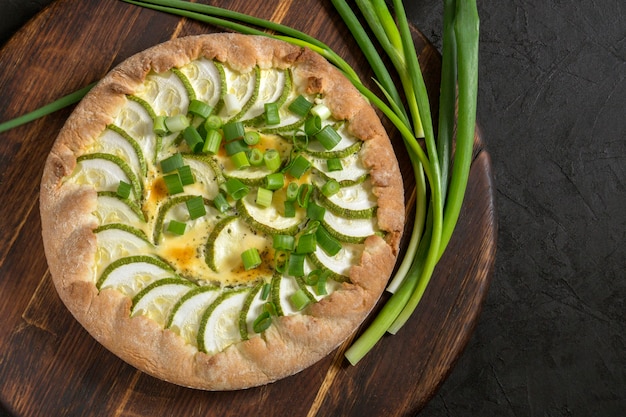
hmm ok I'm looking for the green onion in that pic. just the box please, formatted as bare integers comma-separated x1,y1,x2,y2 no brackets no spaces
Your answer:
315,225,342,256
263,149,281,171
203,129,222,154
290,289,311,310
304,115,322,136
285,182,299,201
256,187,273,208
116,181,132,199
310,103,331,120
288,95,313,117
297,183,313,208
306,201,326,221
164,114,189,132
153,115,168,136
296,233,317,254
283,200,296,218
224,139,248,156
287,253,305,277
264,172,285,191
288,155,311,179
264,301,278,316
304,269,321,286
243,130,261,145
315,270,329,296
177,165,195,186
248,148,264,166
241,248,262,271
223,178,249,200
204,114,222,130
160,152,184,173
186,195,206,219
264,102,281,125
166,220,187,235
321,179,340,197
260,283,271,300
223,120,245,141
231,151,250,169
213,192,230,213
183,125,204,153
315,125,342,150
252,311,272,333
326,158,343,172
163,173,184,195
188,99,213,119
273,234,295,251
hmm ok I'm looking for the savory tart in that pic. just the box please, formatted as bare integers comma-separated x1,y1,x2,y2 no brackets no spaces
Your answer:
40,33,404,390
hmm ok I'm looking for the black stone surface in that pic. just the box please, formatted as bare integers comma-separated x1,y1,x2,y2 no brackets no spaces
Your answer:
1,1,624,416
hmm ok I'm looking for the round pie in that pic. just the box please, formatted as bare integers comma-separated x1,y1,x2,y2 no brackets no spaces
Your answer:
40,33,404,390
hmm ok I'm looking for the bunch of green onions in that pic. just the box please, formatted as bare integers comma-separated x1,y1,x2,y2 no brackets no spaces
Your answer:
0,0,479,365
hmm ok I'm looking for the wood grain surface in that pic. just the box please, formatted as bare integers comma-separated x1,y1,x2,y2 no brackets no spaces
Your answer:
0,0,496,416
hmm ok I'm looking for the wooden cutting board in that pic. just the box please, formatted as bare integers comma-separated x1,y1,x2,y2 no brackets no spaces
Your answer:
0,0,496,416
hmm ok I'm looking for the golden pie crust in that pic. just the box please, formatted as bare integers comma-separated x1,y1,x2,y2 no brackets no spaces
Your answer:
40,33,404,390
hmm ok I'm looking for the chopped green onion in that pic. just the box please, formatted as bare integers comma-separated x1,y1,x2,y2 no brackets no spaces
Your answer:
315,270,329,296
153,115,168,136
264,102,281,125
116,181,132,199
287,253,306,277
186,196,206,220
160,152,184,173
243,130,261,145
315,125,342,150
188,99,213,118
224,139,248,156
273,234,295,251
297,183,313,208
264,149,281,171
306,201,326,221
311,103,331,120
248,148,264,166
296,233,317,254
264,301,277,316
177,165,195,186
231,151,250,169
164,114,189,132
204,114,222,130
163,173,184,195
260,283,271,300
256,187,273,208
321,179,340,197
285,181,300,201
241,247,262,271
264,172,285,190
223,178,249,200
166,220,187,236
304,269,322,286
315,225,342,256
290,289,311,310
213,192,230,213
326,157,343,172
283,200,296,218
304,115,322,136
183,125,204,153
203,129,222,154
252,311,272,333
223,120,245,141
288,95,313,117
288,155,311,179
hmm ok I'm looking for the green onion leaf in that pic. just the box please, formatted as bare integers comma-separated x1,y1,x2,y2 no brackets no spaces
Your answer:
296,233,317,254
160,152,184,173
287,253,306,277
315,125,342,150
223,120,245,141
288,155,311,179
183,125,204,153
288,95,313,117
163,173,184,195
188,99,213,119
290,289,311,310
256,187,273,208
213,192,230,213
223,178,250,200
264,172,285,190
297,183,313,208
231,151,251,169
248,148,264,166
285,181,299,201
283,200,296,218
243,130,261,146
264,102,281,125
315,225,342,256
260,283,271,300
321,179,340,197
252,311,272,333
204,114,222,130
306,201,326,221
326,157,343,172
263,149,281,171
304,115,322,136
242,247,262,271
186,196,206,220
203,129,222,154
153,115,168,136
273,234,295,251
177,165,195,186
166,220,187,236
225,139,248,156
116,181,132,199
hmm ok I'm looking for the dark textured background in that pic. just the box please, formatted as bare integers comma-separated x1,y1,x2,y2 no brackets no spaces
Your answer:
1,0,624,416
